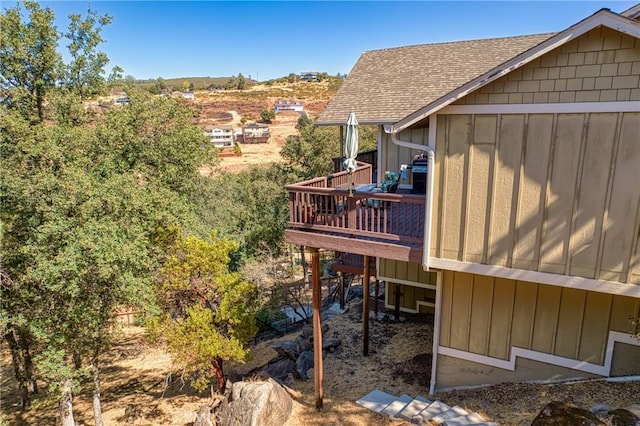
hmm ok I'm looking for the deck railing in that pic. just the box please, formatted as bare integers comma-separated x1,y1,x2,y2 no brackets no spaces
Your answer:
286,162,425,245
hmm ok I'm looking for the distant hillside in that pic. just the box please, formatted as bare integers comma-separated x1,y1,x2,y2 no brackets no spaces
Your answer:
134,77,253,91
133,73,343,92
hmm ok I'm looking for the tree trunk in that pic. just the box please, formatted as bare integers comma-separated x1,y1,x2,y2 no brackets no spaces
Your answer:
212,356,226,394
73,351,82,369
91,354,103,426
59,378,75,426
5,330,31,409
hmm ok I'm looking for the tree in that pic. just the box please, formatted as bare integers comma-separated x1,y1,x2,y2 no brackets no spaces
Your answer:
181,80,193,92
1,88,215,424
260,108,276,123
63,8,113,99
149,230,260,394
149,76,167,94
236,73,246,90
0,1,63,122
193,164,292,262
280,116,341,180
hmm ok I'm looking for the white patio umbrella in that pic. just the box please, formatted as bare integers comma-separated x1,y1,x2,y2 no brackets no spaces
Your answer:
343,112,359,195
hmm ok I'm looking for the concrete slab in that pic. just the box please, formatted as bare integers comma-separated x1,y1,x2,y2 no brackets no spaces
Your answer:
380,393,413,418
415,395,431,403
399,398,431,420
443,411,489,425
431,406,469,423
413,400,453,422
355,390,397,414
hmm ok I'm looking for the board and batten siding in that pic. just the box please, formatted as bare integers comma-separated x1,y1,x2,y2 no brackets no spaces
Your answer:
433,110,640,285
378,259,437,313
439,270,640,368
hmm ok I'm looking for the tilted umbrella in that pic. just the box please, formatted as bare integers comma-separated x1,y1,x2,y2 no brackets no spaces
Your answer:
343,112,359,195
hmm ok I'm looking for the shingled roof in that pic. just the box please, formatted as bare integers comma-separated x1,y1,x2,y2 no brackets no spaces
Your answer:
317,33,554,126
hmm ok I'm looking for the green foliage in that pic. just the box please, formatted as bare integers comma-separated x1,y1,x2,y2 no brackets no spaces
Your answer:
193,164,293,261
1,88,214,409
63,8,112,99
224,73,247,90
279,115,378,179
0,1,63,121
260,108,276,123
181,80,193,92
147,77,167,94
151,231,260,392
280,116,341,179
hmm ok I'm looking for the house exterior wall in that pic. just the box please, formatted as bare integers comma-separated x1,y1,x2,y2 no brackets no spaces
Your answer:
431,111,640,285
454,27,640,105
435,270,640,389
380,128,429,186
378,259,437,313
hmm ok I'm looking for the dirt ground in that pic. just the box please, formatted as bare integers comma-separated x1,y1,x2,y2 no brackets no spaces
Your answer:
195,83,329,175
3,293,639,425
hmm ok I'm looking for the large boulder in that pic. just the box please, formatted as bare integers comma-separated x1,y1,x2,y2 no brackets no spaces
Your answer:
271,340,299,361
322,338,342,353
608,408,640,426
295,350,314,380
532,401,605,425
263,358,296,381
295,334,312,352
217,378,292,426
194,405,214,426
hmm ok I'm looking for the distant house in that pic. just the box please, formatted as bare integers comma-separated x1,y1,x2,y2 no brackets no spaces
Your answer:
300,72,318,82
171,91,195,100
274,99,304,112
204,125,235,148
241,123,270,144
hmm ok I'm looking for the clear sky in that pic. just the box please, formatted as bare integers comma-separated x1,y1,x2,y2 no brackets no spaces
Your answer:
15,1,639,81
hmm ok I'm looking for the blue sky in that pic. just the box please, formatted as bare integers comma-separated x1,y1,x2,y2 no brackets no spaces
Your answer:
16,1,639,81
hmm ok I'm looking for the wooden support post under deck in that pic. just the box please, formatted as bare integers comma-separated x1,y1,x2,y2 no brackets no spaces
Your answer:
363,255,370,357
374,278,379,316
395,282,401,322
339,272,345,310
311,248,323,409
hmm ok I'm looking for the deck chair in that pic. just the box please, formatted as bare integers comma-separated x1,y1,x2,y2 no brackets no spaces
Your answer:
366,171,400,208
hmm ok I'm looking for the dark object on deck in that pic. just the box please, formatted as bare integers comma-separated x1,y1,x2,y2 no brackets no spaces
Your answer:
411,155,428,194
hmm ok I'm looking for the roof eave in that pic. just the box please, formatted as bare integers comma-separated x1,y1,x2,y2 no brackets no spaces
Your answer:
315,119,396,127
393,9,640,132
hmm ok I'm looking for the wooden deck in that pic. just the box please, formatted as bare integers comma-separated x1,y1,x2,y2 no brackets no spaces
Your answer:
285,163,426,264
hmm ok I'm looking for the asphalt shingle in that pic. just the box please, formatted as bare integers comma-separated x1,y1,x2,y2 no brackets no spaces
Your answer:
318,33,554,126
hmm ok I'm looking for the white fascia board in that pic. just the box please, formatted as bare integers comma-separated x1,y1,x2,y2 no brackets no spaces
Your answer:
438,331,640,377
393,10,640,133
377,275,437,290
428,257,640,298
621,4,640,19
316,119,395,127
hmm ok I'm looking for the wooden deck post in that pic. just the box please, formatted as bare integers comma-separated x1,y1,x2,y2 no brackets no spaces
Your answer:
310,247,323,409
363,255,370,357
374,278,379,315
339,272,345,310
395,282,401,322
